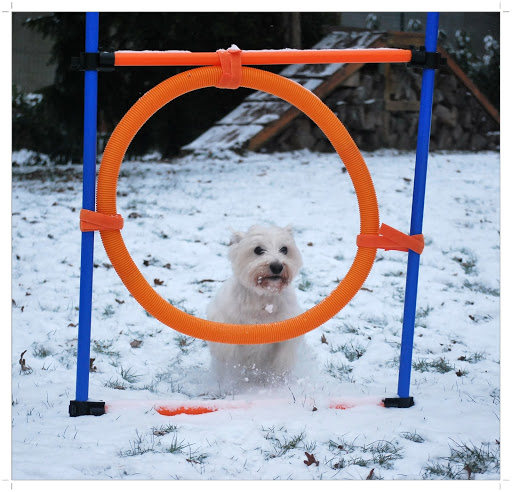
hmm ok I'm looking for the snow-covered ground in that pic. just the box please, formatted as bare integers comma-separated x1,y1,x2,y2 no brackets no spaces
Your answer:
11,148,501,483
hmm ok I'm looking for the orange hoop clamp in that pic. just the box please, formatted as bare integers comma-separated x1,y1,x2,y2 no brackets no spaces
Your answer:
216,46,242,89
96,66,380,344
80,209,124,232
357,223,424,254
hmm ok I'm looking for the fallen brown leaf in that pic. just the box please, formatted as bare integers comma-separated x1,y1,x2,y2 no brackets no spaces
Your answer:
19,350,31,372
304,452,319,467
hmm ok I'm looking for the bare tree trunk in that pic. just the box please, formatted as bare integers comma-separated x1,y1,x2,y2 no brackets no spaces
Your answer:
283,12,302,49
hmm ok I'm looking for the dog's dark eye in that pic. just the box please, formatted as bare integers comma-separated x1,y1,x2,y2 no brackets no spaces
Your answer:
254,246,265,255
280,246,288,255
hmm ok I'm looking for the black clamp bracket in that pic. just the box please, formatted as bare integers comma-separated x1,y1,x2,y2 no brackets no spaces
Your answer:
408,46,446,70
382,396,415,408
71,52,115,72
69,400,106,417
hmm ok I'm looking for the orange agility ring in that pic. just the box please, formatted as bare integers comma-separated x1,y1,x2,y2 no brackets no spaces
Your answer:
96,65,380,344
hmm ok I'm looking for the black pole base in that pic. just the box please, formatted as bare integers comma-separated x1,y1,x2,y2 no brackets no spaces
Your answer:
382,397,415,408
69,400,106,417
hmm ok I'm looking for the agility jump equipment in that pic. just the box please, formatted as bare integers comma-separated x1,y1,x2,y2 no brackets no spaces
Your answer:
70,12,441,417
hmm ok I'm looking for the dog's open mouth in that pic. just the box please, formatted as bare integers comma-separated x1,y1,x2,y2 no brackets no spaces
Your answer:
258,275,284,283
257,274,288,292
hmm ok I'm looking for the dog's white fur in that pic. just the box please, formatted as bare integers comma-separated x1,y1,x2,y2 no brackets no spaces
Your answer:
207,225,303,383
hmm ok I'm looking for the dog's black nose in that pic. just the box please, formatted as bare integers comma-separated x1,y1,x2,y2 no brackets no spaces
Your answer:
269,262,283,274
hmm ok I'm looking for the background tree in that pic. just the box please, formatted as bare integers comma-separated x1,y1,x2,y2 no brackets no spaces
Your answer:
447,29,500,109
14,12,336,163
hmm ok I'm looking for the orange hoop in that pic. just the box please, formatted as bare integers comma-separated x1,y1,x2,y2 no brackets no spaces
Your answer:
96,66,379,344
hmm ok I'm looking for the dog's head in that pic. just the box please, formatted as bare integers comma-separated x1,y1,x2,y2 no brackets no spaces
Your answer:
228,225,303,295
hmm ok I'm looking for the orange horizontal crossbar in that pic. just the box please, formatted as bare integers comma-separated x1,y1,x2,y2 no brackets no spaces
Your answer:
114,48,412,67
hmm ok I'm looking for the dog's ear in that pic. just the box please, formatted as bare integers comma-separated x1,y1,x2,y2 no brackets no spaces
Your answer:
284,224,294,235
228,227,244,246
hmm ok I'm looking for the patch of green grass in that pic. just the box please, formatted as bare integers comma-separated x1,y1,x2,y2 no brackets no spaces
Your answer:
163,433,189,454
104,378,127,390
186,450,209,465
329,438,357,454
349,456,372,468
463,281,499,297
399,306,433,328
102,304,115,318
119,366,141,384
392,287,405,302
330,341,366,362
119,430,156,457
328,439,403,471
400,431,425,443
490,388,500,404
341,323,359,334
298,275,313,292
416,305,433,319
152,424,179,436
93,339,120,358
465,352,486,363
423,461,459,478
168,298,196,315
175,334,194,353
363,315,388,328
154,369,185,394
325,361,354,381
32,344,53,358
412,357,453,374
385,356,401,368
423,439,499,479
262,426,309,459
361,441,404,469
139,381,158,393
120,428,202,462
452,252,477,275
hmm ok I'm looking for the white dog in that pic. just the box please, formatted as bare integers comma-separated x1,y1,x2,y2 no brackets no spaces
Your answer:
207,224,304,384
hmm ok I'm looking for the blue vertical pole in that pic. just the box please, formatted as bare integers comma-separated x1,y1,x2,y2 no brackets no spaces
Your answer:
75,12,99,402
397,12,439,398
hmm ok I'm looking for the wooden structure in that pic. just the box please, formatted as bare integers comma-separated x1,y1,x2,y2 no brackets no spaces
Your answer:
183,30,499,154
